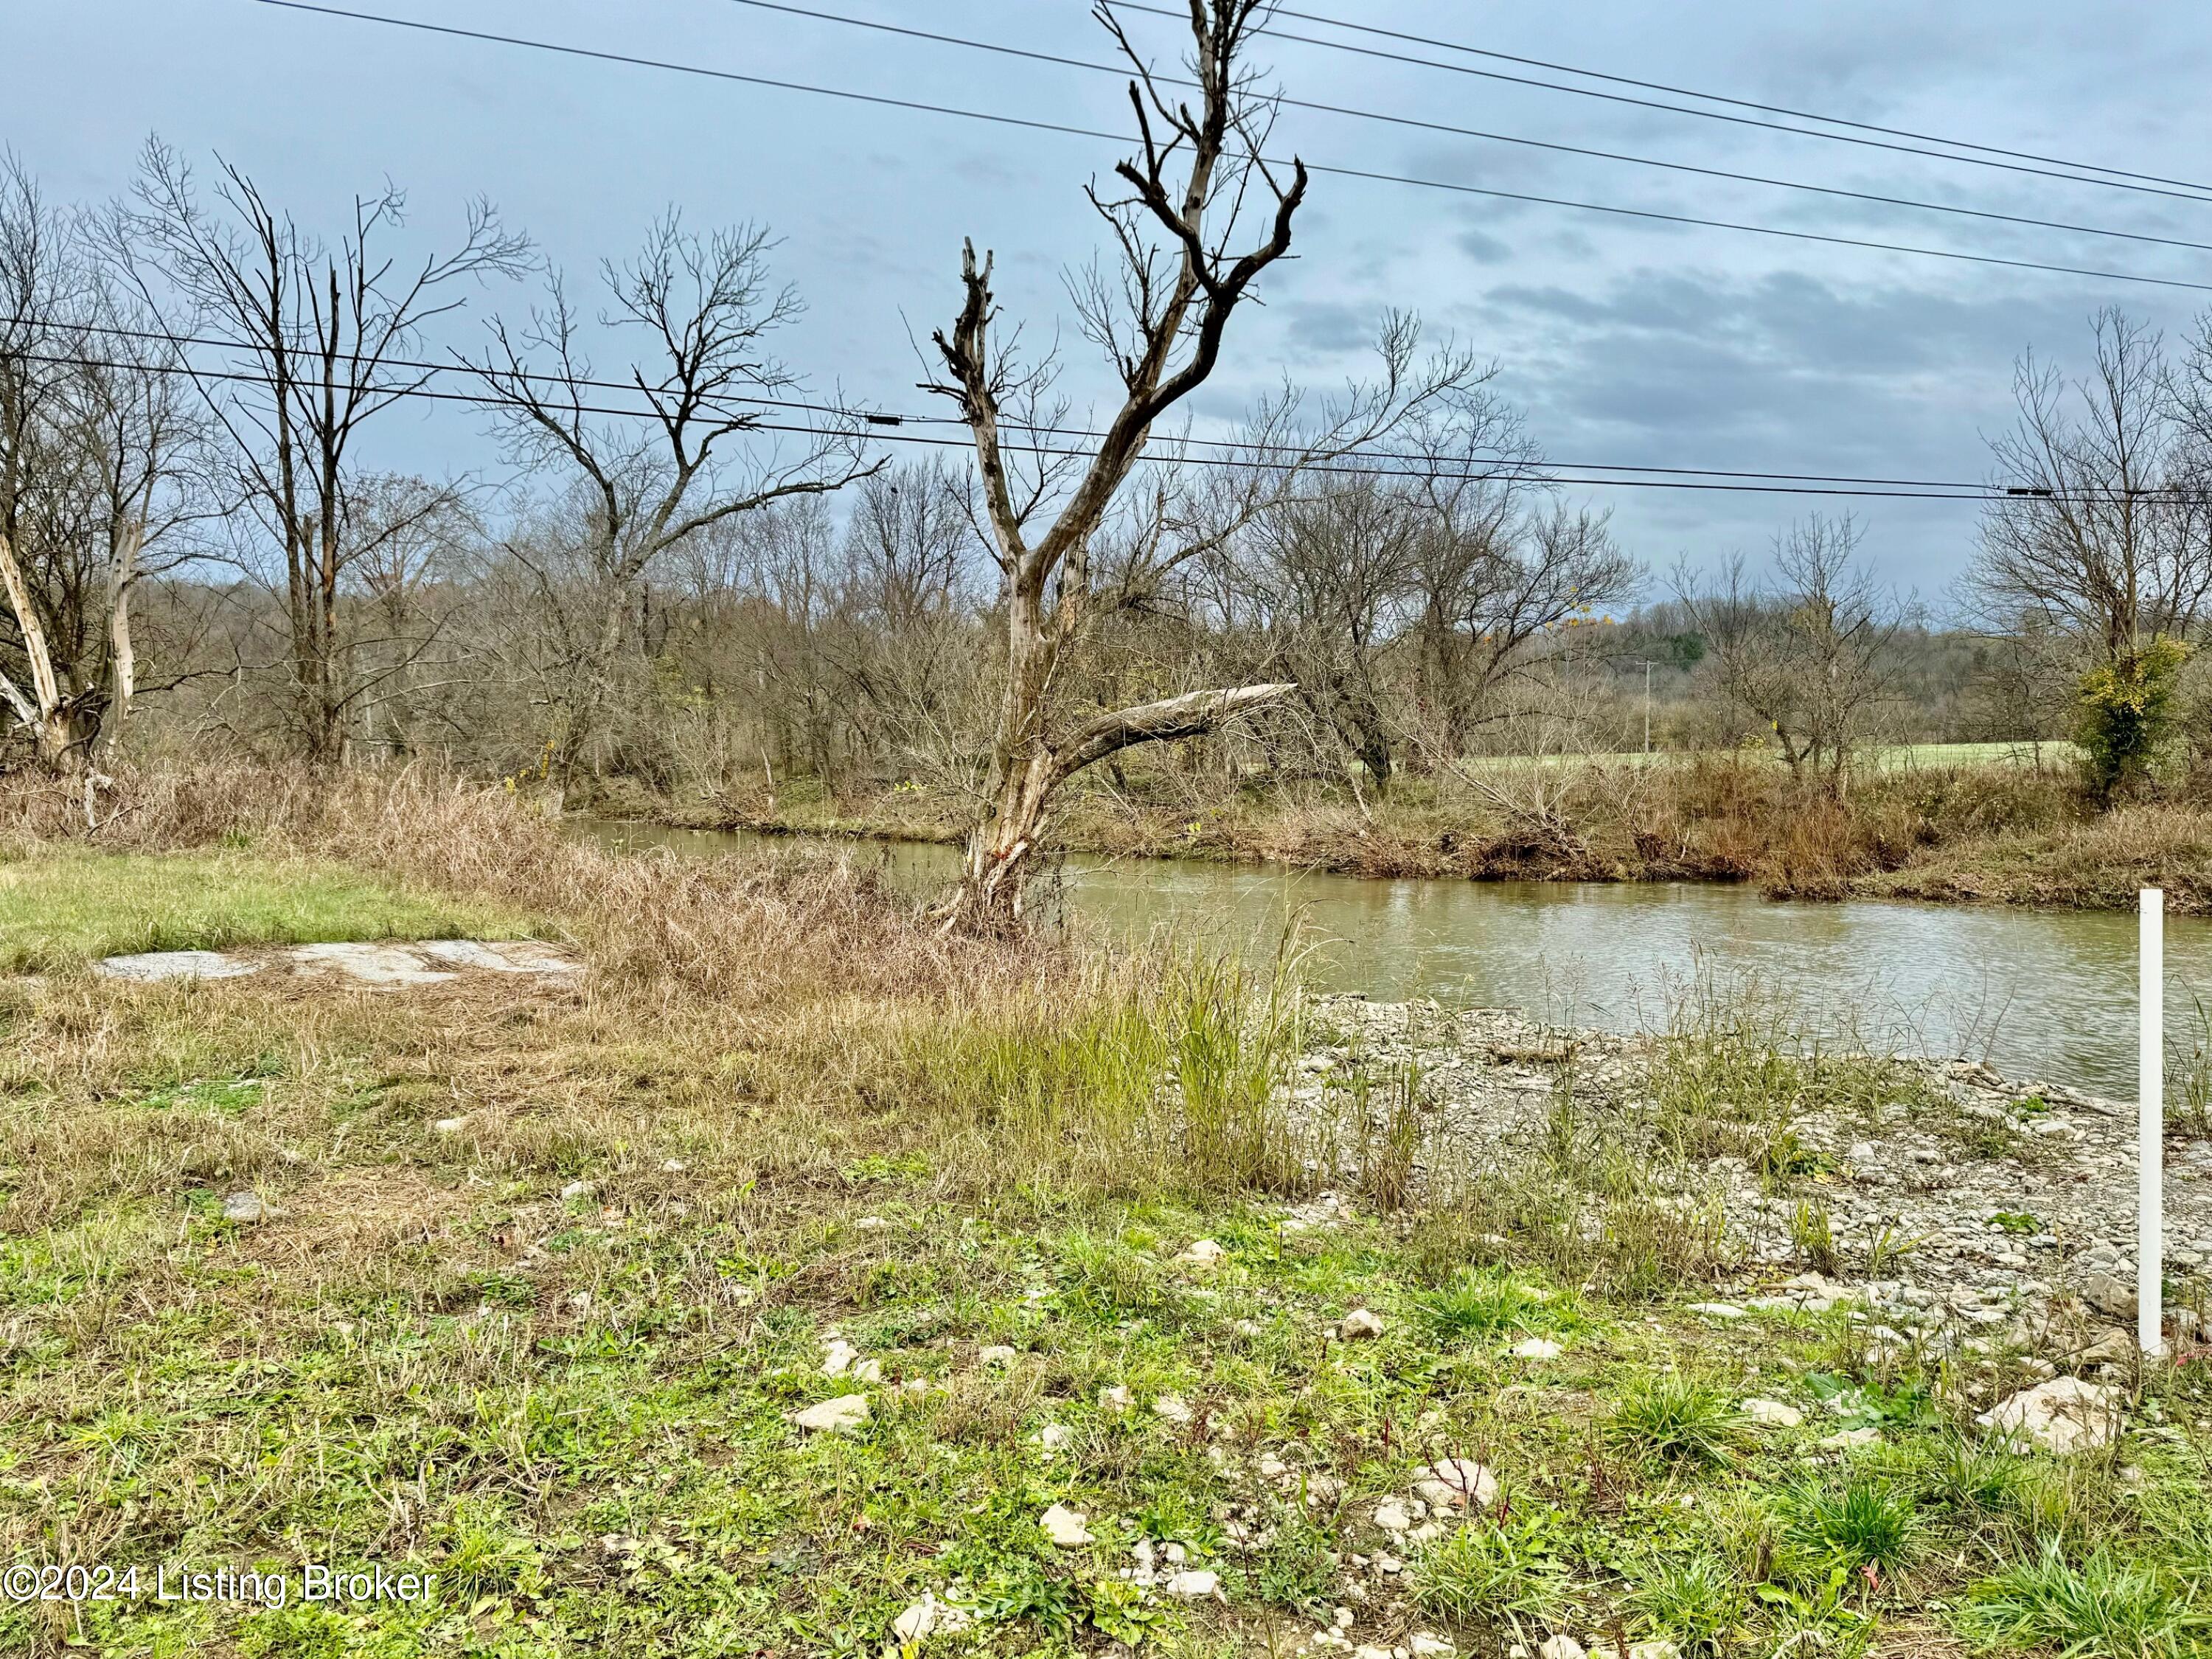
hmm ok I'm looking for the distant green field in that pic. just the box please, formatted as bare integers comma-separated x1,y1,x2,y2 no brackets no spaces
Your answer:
1863,740,2081,771
1439,742,2078,773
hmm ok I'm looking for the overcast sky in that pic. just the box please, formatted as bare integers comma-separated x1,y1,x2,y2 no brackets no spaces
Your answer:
10,0,2212,598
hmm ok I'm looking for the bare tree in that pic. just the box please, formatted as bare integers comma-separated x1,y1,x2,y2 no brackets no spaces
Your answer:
112,139,530,761
928,2,1492,928
1972,308,2212,662
467,214,877,792
1678,513,1906,785
1211,469,1419,791
0,157,197,778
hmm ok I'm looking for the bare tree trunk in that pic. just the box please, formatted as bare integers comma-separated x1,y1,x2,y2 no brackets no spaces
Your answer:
0,526,77,771
952,682,1292,929
102,523,143,758
930,1,1309,933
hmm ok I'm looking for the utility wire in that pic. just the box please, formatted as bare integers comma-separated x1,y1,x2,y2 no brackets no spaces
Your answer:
727,0,2212,256
241,1,2212,297
1107,0,2212,207
0,311,2077,492
7,340,2107,502
1260,3,2212,197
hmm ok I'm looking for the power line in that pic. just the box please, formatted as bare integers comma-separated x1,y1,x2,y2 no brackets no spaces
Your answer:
1107,0,2212,207
240,1,2212,298
0,311,2070,493
4,340,2101,503
726,0,2212,257
1260,3,2212,198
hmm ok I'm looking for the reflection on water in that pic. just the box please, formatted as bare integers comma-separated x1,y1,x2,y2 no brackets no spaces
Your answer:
586,822,2211,1098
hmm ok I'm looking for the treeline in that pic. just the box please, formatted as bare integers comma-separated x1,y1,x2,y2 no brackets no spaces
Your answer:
8,139,2212,824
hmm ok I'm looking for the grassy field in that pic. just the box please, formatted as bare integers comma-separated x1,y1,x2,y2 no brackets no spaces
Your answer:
0,846,537,972
1,767,2207,1658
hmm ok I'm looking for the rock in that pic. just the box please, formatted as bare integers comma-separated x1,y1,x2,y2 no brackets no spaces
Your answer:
220,1191,266,1224
1538,1638,1585,1659
2078,1271,2138,1321
1412,1459,1498,1510
891,1592,973,1641
560,1180,595,1203
431,1116,467,1134
1742,1397,1804,1428
1039,1503,1093,1547
1818,1427,1882,1450
1163,1568,1221,1599
290,942,456,986
1686,1302,1747,1320
414,939,577,975
793,1394,870,1433
1099,1384,1134,1412
1630,1644,1680,1659
1154,1394,1194,1425
1339,1307,1385,1340
661,1158,689,1173
822,1339,861,1377
2070,1328,2138,1368
1978,1377,2124,1454
849,1359,883,1385
1177,1238,1227,1266
1411,1637,1455,1658
1035,1423,1072,1453
1372,1500,1415,1534
854,1215,888,1231
1509,1337,1564,1360
98,948,264,982
978,1344,1018,1367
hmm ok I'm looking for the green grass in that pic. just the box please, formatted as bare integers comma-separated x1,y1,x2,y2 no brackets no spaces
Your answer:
1958,1543,2211,1657
1605,1374,1743,1467
0,847,536,970
4,838,2208,1657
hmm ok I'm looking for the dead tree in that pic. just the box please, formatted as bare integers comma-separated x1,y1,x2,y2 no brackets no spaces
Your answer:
926,0,1314,931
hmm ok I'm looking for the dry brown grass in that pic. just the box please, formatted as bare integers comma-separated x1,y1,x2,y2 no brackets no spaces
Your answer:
3,761,1060,1005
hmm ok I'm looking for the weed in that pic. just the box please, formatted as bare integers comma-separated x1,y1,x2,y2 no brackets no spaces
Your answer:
1607,1375,1742,1466
1417,1270,1555,1341
1778,1475,1921,1579
1791,1200,1842,1276
1957,1542,2207,1656
1865,1224,1921,1279
1411,1517,1571,1623
1627,1551,1746,1652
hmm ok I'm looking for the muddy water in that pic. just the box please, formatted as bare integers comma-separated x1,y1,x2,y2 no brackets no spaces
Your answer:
587,822,2212,1097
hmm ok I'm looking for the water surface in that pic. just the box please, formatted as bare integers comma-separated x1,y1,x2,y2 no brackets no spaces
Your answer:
589,823,2211,1098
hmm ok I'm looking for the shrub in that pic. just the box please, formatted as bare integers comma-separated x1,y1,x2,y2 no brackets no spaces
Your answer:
2076,638,2191,806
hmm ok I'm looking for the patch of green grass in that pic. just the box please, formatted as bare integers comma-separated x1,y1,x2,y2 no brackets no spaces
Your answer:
1778,1475,1922,1578
1957,1542,2208,1657
1607,1374,1742,1466
0,849,536,970
1410,1515,1572,1623
1627,1551,1746,1650
1414,1268,1562,1341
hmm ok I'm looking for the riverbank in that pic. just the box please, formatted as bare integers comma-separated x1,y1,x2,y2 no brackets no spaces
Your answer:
4,768,2209,1657
607,757,2212,915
